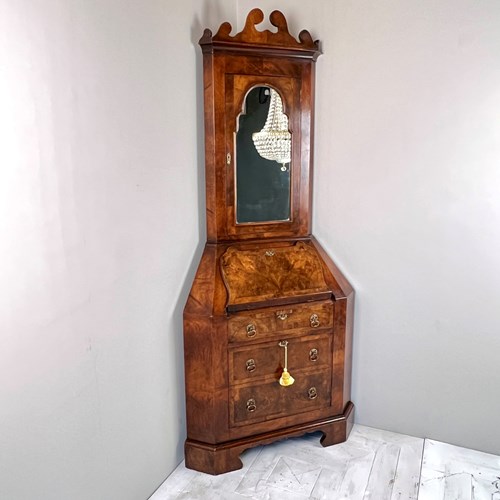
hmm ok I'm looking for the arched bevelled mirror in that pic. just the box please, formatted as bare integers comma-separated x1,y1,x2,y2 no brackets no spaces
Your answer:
236,86,291,224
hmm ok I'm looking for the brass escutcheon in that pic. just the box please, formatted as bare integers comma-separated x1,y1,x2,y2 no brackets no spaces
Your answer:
308,387,318,400
246,324,256,337
310,314,320,328
265,250,275,257
309,348,318,362
246,398,256,412
245,358,256,372
276,309,292,321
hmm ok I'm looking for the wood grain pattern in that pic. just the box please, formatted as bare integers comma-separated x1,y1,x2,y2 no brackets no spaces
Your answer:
228,300,333,343
220,242,329,308
199,9,321,60
200,9,319,242
229,333,331,384
183,10,354,475
230,369,332,426
185,406,353,477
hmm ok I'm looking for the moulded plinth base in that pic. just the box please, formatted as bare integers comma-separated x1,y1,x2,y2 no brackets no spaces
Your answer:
185,402,354,475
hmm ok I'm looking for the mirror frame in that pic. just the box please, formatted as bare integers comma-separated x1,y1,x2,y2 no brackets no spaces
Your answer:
199,8,321,242
234,84,292,225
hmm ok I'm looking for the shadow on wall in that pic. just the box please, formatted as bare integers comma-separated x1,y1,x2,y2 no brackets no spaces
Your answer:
169,0,233,463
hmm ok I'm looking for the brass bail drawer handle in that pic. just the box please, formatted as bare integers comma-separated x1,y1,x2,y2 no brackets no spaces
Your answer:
246,398,257,412
308,387,318,400
246,323,257,337
245,358,256,372
309,348,318,362
310,314,320,328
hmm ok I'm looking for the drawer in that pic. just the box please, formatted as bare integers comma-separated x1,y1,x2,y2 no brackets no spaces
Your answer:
229,333,331,384
228,300,333,343
230,369,332,427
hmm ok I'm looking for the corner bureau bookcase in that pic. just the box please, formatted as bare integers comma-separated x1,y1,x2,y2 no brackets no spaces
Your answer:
183,9,354,475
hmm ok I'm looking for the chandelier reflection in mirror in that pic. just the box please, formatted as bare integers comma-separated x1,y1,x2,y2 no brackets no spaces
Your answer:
252,88,291,171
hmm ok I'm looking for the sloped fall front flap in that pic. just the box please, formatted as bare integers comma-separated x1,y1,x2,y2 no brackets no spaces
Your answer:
220,242,330,310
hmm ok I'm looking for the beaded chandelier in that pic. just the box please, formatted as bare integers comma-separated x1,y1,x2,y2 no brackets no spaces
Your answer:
252,88,291,171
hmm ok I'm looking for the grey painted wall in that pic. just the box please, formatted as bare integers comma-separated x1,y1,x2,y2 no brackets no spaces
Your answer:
0,1,234,499
2,2,500,499
238,0,500,455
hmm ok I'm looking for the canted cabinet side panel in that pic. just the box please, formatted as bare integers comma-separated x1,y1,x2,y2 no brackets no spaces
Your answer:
184,244,228,317
310,237,354,411
332,299,347,413
343,291,354,409
184,244,217,317
299,62,314,232
205,52,230,242
184,315,230,444
202,51,218,242
184,246,229,444
184,316,218,443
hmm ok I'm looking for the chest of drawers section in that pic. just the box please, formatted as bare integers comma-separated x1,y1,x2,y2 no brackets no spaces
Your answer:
183,240,354,475
227,300,335,428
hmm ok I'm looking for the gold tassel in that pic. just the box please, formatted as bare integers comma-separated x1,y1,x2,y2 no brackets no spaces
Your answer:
278,340,295,387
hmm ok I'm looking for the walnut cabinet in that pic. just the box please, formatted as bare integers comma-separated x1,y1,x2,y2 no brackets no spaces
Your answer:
183,9,354,475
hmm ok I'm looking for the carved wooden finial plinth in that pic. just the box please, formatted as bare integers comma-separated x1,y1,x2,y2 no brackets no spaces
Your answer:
199,8,321,59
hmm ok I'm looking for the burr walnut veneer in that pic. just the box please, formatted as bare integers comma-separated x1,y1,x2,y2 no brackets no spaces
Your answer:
183,9,354,475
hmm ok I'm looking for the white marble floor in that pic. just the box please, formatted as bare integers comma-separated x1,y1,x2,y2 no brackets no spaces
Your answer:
149,425,500,500
419,439,500,500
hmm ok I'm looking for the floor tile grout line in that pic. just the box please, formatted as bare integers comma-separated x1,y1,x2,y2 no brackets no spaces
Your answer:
149,426,500,500
362,444,379,499
416,438,427,500
389,447,402,500
233,445,264,494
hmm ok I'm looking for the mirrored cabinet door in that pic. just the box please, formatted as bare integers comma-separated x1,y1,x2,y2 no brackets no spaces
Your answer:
236,86,291,224
225,74,301,237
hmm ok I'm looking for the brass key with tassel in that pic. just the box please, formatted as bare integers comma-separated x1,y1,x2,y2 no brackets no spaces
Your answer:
278,340,295,386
